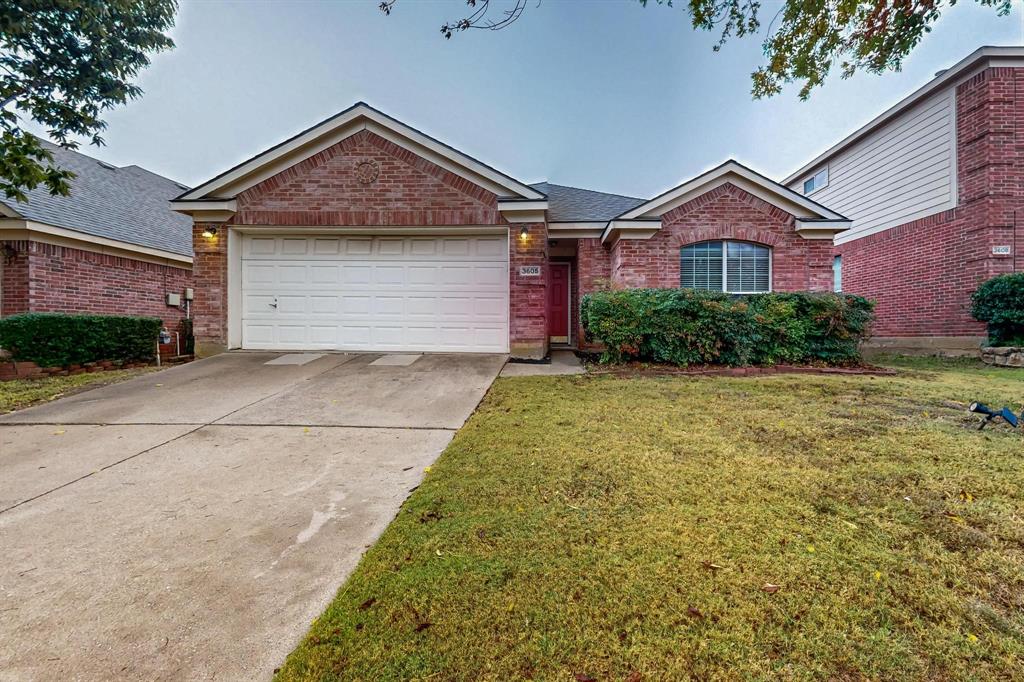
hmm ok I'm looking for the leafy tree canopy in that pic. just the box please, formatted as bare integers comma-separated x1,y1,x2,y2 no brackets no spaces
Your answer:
0,0,177,202
381,0,1015,99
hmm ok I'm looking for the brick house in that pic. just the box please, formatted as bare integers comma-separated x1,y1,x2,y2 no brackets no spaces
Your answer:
172,104,848,359
783,46,1024,354
0,141,194,330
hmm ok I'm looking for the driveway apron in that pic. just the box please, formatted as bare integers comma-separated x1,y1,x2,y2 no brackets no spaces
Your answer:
0,352,505,681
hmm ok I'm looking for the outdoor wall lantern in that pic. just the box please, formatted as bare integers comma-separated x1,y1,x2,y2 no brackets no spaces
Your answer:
201,226,218,239
519,226,529,241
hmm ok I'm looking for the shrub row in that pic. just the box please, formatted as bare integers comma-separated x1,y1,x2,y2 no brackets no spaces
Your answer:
971,273,1024,346
0,313,162,368
581,289,875,367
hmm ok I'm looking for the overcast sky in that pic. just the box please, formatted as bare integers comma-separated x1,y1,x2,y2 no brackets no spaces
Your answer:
35,0,1024,198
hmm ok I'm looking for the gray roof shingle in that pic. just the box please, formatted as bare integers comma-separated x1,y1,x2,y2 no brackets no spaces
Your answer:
531,182,645,222
0,140,193,257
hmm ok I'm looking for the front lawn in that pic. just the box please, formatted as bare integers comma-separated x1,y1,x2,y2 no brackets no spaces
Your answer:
278,358,1024,681
0,367,159,413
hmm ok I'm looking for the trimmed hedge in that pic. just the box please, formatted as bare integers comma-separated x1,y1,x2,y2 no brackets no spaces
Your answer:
581,289,875,367
0,313,162,368
971,273,1024,346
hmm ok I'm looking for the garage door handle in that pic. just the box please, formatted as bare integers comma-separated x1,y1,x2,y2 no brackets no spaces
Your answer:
269,298,278,309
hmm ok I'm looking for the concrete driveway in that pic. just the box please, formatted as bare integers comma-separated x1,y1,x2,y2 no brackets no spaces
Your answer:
0,352,504,681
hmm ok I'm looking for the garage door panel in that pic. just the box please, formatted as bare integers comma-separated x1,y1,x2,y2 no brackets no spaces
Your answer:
241,234,509,353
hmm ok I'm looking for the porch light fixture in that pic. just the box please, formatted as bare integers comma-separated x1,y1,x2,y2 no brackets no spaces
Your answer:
201,226,218,239
519,226,529,240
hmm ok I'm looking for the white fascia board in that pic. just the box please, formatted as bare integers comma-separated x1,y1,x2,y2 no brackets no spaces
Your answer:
170,199,237,213
618,161,845,221
548,221,608,230
783,46,1024,185
795,219,852,240
547,221,608,239
0,200,22,218
229,225,508,236
795,218,851,232
170,200,238,223
0,219,193,266
179,103,544,202
601,220,661,245
497,200,548,212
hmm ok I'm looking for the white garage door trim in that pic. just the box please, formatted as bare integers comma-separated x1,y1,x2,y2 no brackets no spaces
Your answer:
230,228,509,353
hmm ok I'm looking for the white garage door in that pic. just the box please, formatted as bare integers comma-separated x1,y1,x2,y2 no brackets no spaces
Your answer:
240,233,509,352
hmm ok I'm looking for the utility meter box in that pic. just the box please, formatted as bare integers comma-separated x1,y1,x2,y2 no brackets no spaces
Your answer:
166,292,181,307
184,288,194,301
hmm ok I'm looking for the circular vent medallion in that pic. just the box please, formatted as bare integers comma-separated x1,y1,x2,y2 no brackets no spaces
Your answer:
354,160,380,184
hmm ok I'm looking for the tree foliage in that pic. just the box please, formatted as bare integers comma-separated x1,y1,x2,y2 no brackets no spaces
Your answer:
382,0,1015,99
0,0,177,202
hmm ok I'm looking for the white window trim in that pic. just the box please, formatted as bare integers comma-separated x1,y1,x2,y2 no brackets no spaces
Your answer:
681,240,773,294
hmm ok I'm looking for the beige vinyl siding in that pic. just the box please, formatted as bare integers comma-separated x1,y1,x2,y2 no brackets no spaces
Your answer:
790,89,957,244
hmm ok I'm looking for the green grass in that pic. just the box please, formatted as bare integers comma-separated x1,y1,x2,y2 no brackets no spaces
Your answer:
278,358,1024,681
0,368,159,413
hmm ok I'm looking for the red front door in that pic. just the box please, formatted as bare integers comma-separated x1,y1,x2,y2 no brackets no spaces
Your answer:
548,262,570,343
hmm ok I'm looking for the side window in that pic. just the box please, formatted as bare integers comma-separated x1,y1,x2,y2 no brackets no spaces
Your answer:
803,166,829,195
833,255,842,292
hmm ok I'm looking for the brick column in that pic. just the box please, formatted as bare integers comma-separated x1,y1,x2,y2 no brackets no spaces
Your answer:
192,223,228,356
0,240,30,316
508,222,548,359
576,238,611,349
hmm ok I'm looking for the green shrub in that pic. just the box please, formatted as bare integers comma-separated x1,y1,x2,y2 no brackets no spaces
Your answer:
971,273,1024,346
0,313,162,368
581,289,874,367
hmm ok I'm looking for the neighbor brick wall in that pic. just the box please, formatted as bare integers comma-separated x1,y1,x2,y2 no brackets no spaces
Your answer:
609,183,835,292
836,66,1024,340
193,129,548,358
0,240,191,328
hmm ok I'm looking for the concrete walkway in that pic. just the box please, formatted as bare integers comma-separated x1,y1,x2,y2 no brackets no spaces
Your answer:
0,352,504,681
499,349,586,376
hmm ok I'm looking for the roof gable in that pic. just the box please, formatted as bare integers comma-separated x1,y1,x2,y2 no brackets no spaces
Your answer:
617,160,847,222
177,102,544,203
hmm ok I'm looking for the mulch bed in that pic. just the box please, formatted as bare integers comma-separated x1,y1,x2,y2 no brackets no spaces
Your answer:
586,362,897,378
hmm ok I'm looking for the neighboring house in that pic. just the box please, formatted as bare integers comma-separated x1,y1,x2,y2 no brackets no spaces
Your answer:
784,45,1024,353
171,103,848,359
0,141,194,329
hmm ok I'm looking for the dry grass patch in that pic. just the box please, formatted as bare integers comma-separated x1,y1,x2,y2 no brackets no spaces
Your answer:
278,357,1024,681
0,367,160,413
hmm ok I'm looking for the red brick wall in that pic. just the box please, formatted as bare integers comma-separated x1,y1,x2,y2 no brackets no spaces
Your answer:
576,237,612,349
234,130,500,226
608,183,834,292
1,240,29,316
193,130,548,358
1,240,191,328
508,223,548,358
836,66,1024,340
192,224,227,352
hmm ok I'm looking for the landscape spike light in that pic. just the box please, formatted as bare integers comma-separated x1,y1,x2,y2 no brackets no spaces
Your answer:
968,402,1019,430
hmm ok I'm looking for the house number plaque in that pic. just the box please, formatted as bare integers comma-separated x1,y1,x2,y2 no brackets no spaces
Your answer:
518,265,542,277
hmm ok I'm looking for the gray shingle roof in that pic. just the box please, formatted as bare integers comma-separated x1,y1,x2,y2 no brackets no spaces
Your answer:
531,182,645,222
0,140,193,257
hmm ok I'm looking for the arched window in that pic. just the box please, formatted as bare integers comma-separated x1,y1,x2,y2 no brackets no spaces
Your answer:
680,240,771,294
